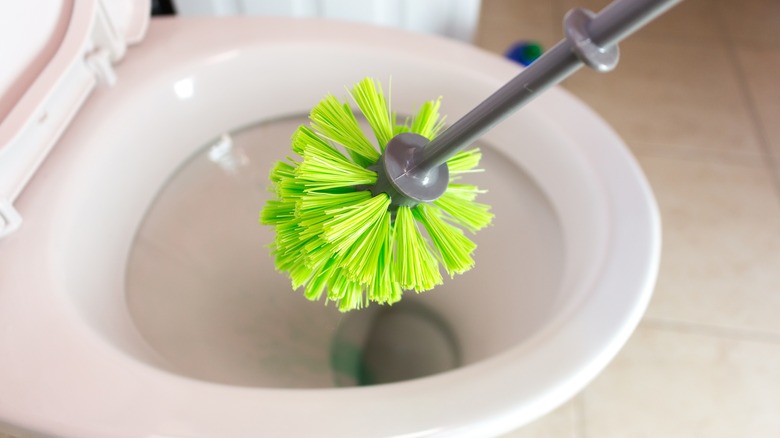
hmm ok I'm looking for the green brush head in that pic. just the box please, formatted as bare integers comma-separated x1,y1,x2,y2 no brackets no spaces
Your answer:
260,78,493,311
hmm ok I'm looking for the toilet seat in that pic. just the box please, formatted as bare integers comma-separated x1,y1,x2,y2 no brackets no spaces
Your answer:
0,0,148,238
0,4,660,438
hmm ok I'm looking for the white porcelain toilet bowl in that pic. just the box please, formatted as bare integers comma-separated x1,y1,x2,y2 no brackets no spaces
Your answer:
0,8,660,438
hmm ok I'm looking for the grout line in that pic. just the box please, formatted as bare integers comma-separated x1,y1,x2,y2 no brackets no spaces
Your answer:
641,317,780,346
713,4,780,201
573,394,587,438
722,38,780,50
724,56,780,198
629,141,766,168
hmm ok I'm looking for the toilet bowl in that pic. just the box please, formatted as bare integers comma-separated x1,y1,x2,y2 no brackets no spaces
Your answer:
0,2,661,437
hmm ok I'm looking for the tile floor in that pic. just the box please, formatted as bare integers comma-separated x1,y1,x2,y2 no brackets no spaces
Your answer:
474,0,780,436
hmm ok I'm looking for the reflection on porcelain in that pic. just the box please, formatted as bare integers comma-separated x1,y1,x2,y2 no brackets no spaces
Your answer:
173,77,194,100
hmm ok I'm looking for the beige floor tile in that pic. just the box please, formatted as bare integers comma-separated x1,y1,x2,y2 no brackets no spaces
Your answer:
581,324,780,437
480,0,555,25
736,46,780,161
500,400,579,438
718,0,780,47
561,37,763,159
475,0,561,56
629,141,763,167
638,155,780,334
638,0,722,42
473,2,780,437
474,17,560,57
557,0,722,43
553,0,609,17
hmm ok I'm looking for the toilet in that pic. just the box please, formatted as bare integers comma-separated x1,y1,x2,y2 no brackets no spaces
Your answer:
0,1,660,437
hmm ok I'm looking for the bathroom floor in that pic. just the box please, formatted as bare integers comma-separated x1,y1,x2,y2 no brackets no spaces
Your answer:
475,0,780,436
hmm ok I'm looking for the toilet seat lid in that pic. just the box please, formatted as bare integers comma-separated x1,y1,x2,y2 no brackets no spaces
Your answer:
0,0,148,238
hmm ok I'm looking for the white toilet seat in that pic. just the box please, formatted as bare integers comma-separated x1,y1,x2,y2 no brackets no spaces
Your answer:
0,12,660,438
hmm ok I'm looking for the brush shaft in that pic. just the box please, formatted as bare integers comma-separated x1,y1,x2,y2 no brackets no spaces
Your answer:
413,0,681,173
417,40,581,172
589,0,681,47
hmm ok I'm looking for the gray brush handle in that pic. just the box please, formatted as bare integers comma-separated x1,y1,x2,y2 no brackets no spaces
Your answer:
413,0,681,174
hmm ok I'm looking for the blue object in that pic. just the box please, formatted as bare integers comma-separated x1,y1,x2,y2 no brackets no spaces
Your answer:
505,41,544,66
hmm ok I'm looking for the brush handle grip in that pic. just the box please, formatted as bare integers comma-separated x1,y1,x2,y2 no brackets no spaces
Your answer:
414,0,681,173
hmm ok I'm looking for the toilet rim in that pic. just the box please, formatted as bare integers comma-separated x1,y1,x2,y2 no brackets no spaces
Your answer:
0,17,660,438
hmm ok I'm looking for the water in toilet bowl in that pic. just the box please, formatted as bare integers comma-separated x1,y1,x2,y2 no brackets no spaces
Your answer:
125,113,564,389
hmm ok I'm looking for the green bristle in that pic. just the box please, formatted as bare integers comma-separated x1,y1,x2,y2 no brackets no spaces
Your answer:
259,76,493,312
393,111,413,135
273,250,312,289
338,287,365,311
288,261,314,290
273,224,311,280
269,160,296,185
293,128,374,198
350,78,394,149
326,268,366,311
292,125,343,156
443,183,485,201
309,95,379,167
268,161,305,199
290,126,310,156
297,191,372,257
273,217,303,245
434,191,494,234
275,172,306,201
393,206,442,291
259,199,295,225
296,136,377,191
369,217,401,304
410,98,446,139
393,124,411,135
413,204,477,277
303,275,327,301
303,258,336,301
447,148,484,178
320,194,391,255
340,209,392,286
273,222,309,260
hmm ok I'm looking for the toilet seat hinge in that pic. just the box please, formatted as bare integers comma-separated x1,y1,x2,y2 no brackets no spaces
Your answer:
84,0,128,88
0,200,23,239
85,47,117,87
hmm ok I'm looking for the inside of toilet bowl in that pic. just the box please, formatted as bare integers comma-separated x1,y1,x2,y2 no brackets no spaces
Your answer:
125,114,565,388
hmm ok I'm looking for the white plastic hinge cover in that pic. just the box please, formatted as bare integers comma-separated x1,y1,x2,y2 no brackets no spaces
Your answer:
92,0,128,62
83,1,126,87
0,201,23,239
85,47,118,86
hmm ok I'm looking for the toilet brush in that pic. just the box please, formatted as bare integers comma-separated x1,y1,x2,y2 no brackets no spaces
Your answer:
260,0,680,311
